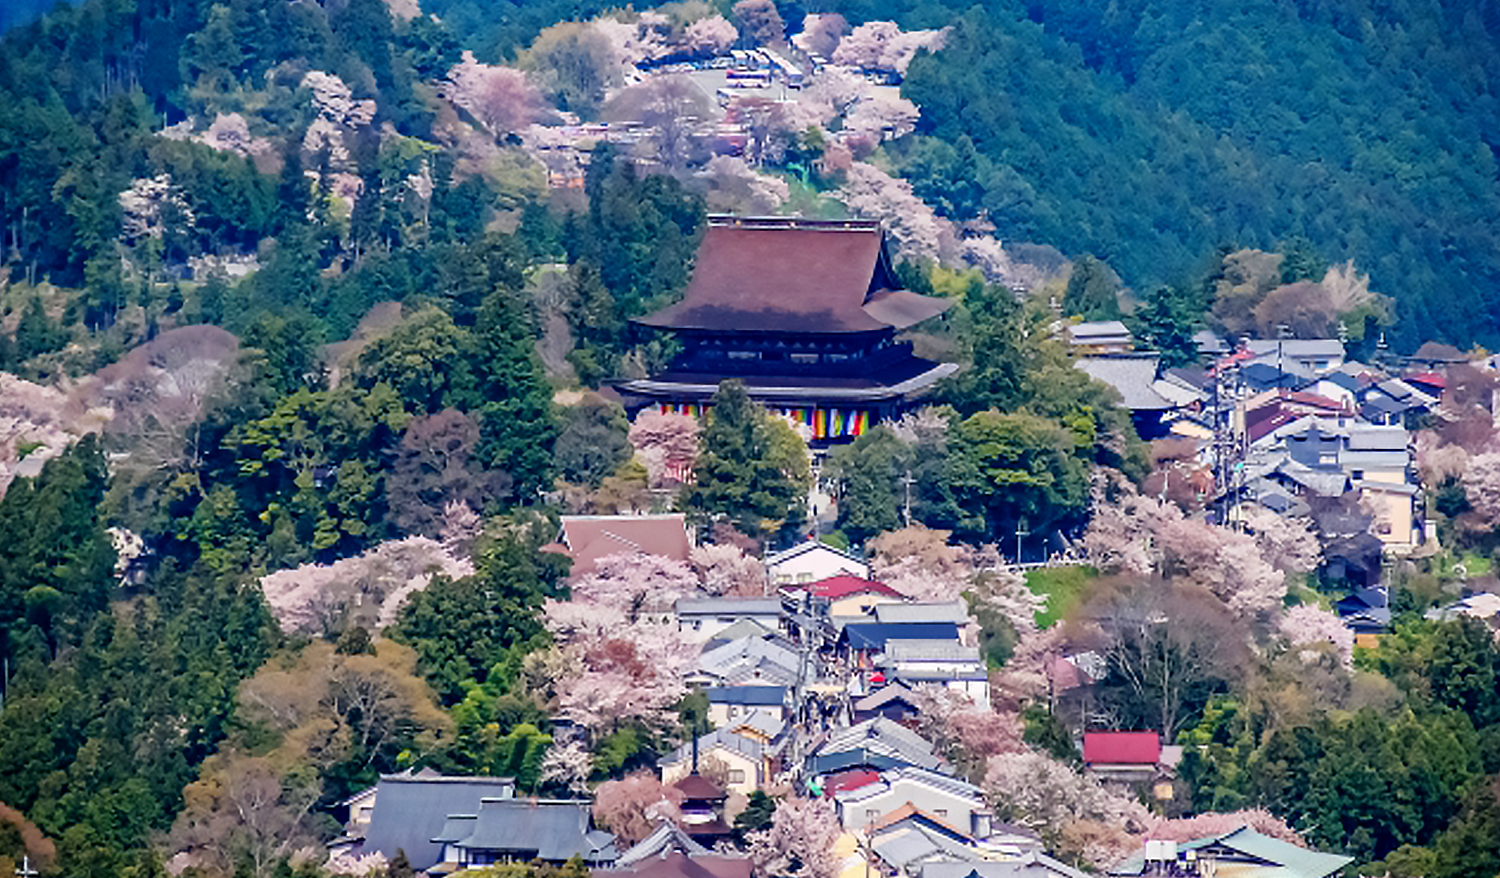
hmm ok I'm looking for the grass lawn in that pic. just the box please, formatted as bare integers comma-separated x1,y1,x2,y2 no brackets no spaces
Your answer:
1025,565,1098,628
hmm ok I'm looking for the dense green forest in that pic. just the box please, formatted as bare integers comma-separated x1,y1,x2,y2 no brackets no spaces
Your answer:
846,0,1500,349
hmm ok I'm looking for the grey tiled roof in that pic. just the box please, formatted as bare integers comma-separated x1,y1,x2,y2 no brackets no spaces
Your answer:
361,775,517,870
1075,355,1174,411
455,798,617,863
676,597,784,616
874,601,970,624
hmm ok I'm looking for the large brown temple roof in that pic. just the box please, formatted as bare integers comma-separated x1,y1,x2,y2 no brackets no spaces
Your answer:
635,217,953,334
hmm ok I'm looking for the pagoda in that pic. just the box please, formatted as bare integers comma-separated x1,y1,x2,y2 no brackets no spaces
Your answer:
615,216,957,442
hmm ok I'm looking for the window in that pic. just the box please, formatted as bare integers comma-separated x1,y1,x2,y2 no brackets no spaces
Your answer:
934,809,948,818
728,351,759,360
1351,469,1364,480
729,770,747,783
866,809,881,821
790,353,819,364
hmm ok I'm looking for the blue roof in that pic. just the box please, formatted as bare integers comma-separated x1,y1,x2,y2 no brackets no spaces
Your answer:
844,623,961,651
707,685,787,705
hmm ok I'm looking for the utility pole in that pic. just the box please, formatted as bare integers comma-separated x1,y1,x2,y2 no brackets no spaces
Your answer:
1014,518,1029,565
902,467,914,528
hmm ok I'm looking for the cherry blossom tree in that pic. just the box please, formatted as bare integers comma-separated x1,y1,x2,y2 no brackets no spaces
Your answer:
325,852,389,876
1146,810,1304,845
842,94,920,142
910,686,1024,776
697,155,791,216
982,751,1149,868
446,53,545,137
691,543,768,597
683,16,738,58
1084,479,1286,620
629,409,700,488
540,739,594,794
796,13,848,58
1242,507,1321,574
1279,604,1355,668
869,526,1041,636
749,796,842,878
992,626,1066,707
1461,451,1500,527
553,622,698,730
831,22,948,77
257,537,474,635
119,175,194,241
837,163,945,263
568,551,701,618
92,325,240,474
593,771,686,842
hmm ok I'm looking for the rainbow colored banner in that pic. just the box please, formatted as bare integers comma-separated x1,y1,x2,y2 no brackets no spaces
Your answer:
772,406,871,439
659,402,870,439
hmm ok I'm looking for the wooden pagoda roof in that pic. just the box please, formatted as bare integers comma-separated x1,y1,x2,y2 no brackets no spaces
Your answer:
635,217,953,335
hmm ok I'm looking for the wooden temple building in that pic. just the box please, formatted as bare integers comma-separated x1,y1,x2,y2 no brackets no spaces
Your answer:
615,216,957,442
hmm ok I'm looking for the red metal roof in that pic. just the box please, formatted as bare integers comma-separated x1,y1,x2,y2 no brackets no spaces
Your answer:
1083,731,1161,765
803,574,903,600
1403,371,1447,389
823,769,880,795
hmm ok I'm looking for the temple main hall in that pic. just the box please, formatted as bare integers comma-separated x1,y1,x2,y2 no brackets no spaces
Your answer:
615,216,957,442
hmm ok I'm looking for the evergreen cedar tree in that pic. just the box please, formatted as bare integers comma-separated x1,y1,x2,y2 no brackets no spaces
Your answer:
687,380,810,538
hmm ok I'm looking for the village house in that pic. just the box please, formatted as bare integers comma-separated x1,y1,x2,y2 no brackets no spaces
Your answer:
706,685,790,726
602,822,752,878
432,798,618,869
552,514,693,576
676,596,784,640
333,772,518,872
767,541,871,586
1082,732,1181,786
1110,827,1353,878
661,728,787,796
833,766,990,836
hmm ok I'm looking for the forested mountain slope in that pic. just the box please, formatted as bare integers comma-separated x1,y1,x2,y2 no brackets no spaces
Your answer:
865,0,1500,349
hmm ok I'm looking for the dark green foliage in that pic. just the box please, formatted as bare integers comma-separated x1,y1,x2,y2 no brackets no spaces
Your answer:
892,1,1500,350
563,147,705,368
472,287,557,499
553,395,633,488
1022,706,1079,765
0,437,113,663
937,410,1090,542
826,426,913,545
686,381,808,537
733,791,777,843
1129,286,1200,368
1061,254,1118,321
354,307,480,414
0,560,275,877
393,514,566,704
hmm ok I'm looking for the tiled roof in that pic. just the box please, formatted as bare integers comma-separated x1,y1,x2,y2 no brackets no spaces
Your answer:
676,597,783,616
846,623,961,651
361,774,517,870
635,217,951,334
454,798,616,863
874,601,970,624
1082,731,1161,765
796,574,903,600
706,685,787,706
560,514,692,576
1075,354,1174,411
